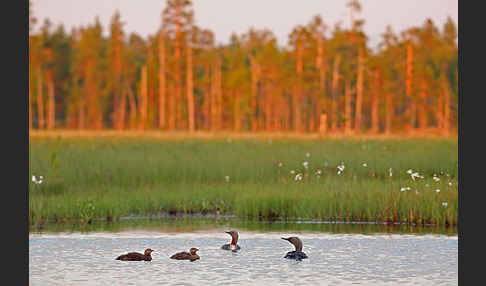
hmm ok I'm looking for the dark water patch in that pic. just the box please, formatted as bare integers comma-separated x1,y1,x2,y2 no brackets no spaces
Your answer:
29,215,457,236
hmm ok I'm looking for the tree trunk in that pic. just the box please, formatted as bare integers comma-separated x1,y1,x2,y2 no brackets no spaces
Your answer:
158,30,166,129
186,43,195,132
37,67,45,129
173,4,182,130
443,79,451,135
211,58,222,131
316,35,327,133
405,42,414,130
371,68,380,133
264,84,272,131
139,65,148,130
47,72,55,129
119,86,127,130
385,92,393,134
354,47,364,132
127,84,137,130
417,80,428,131
78,99,85,130
437,87,444,130
250,55,259,132
331,55,341,131
234,90,242,132
294,43,303,132
344,80,353,134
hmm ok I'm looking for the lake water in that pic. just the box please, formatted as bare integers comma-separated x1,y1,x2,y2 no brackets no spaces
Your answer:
29,217,458,286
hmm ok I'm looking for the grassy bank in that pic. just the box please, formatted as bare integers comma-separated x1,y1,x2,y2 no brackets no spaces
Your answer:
29,133,458,226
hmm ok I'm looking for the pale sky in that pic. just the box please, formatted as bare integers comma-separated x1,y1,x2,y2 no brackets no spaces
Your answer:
31,0,458,49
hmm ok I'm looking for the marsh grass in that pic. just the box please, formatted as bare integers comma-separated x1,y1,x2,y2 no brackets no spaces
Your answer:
29,135,457,226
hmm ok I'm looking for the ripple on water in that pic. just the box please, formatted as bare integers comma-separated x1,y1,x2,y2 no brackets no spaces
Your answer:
29,232,458,286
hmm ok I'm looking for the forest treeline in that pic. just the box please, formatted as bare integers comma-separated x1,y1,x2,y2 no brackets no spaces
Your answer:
28,0,458,134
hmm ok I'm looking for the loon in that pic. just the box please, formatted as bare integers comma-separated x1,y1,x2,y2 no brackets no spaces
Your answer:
221,230,241,252
116,248,154,261
170,247,200,262
281,237,308,261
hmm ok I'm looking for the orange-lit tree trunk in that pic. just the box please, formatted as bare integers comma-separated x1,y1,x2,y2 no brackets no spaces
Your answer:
127,83,137,130
158,30,166,129
138,65,148,130
211,58,222,131
78,99,85,130
316,34,327,132
294,43,303,132
436,84,444,130
250,55,259,132
443,79,451,135
370,68,381,133
354,47,364,132
46,71,55,129
417,80,428,131
186,41,195,132
202,64,211,130
385,91,393,134
331,55,341,131
173,5,182,130
37,67,45,129
233,90,242,132
344,80,353,134
405,42,415,130
264,84,272,131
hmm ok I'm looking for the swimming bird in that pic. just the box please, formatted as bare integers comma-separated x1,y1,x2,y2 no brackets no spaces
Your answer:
116,248,154,261
170,247,200,262
281,237,308,261
221,230,241,252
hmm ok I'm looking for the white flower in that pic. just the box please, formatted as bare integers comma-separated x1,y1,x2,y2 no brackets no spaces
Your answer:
295,173,303,181
306,152,310,158
225,176,230,182
389,168,393,177
278,162,283,167
411,172,423,180
337,164,345,172
407,169,413,174
290,170,295,174
435,189,441,193
433,176,440,182
315,169,322,175
442,202,448,207
362,163,367,167
400,187,411,192
303,161,309,169
448,182,452,186
32,175,44,185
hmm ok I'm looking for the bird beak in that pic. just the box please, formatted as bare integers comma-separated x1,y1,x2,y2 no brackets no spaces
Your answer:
281,237,289,241
225,231,232,235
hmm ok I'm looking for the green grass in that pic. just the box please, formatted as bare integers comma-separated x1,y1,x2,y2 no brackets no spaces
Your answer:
29,135,458,226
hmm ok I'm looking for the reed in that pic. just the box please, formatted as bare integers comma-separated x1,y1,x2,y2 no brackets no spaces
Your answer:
29,135,458,226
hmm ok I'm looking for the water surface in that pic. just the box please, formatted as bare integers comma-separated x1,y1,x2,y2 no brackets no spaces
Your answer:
29,218,458,286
